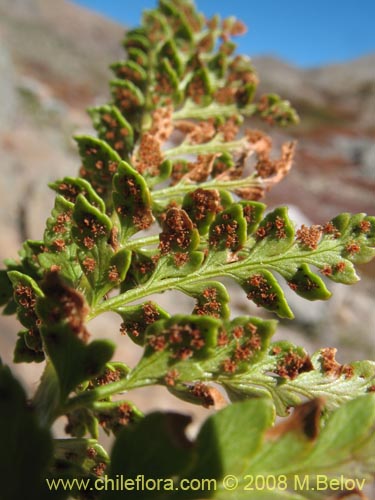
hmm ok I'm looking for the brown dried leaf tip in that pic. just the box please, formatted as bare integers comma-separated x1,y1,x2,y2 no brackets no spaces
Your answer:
190,382,226,408
267,398,324,440
174,119,216,145
134,132,164,175
149,105,173,143
320,348,354,378
260,141,296,192
234,135,295,201
41,272,90,342
184,154,217,183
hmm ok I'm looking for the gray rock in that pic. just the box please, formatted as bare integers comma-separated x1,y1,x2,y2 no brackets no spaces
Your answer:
0,40,17,130
333,136,375,179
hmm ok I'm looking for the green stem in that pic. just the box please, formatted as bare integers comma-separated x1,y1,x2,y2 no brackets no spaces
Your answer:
88,239,344,321
124,234,159,250
32,361,61,427
63,373,156,414
164,137,247,158
152,173,259,201
173,102,257,121
65,239,347,411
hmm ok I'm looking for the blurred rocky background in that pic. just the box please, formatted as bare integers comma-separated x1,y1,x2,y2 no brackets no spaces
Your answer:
0,0,374,430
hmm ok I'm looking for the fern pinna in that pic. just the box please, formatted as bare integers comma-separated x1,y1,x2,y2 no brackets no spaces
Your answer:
0,1,374,499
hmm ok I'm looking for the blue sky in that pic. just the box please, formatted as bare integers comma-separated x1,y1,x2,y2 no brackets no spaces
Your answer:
72,0,375,67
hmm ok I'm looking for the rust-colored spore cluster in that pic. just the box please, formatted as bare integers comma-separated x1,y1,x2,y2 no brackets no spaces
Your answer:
242,204,255,225
92,462,107,477
76,214,107,250
159,208,195,254
274,349,313,380
91,368,122,387
15,284,37,312
80,145,119,196
108,265,120,283
322,221,340,239
222,322,261,374
256,216,287,241
188,188,221,224
147,322,206,361
209,212,240,251
246,274,278,308
155,70,174,96
345,242,361,255
53,211,72,235
82,256,96,273
193,287,222,318
164,369,180,387
217,328,229,347
101,112,130,157
97,403,135,433
320,261,346,277
358,220,371,233
134,132,164,175
120,302,161,339
86,447,97,459
116,174,153,230
296,224,322,250
114,86,140,112
57,182,80,203
287,271,318,295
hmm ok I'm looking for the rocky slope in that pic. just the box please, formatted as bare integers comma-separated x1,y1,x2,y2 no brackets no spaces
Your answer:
0,0,374,423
